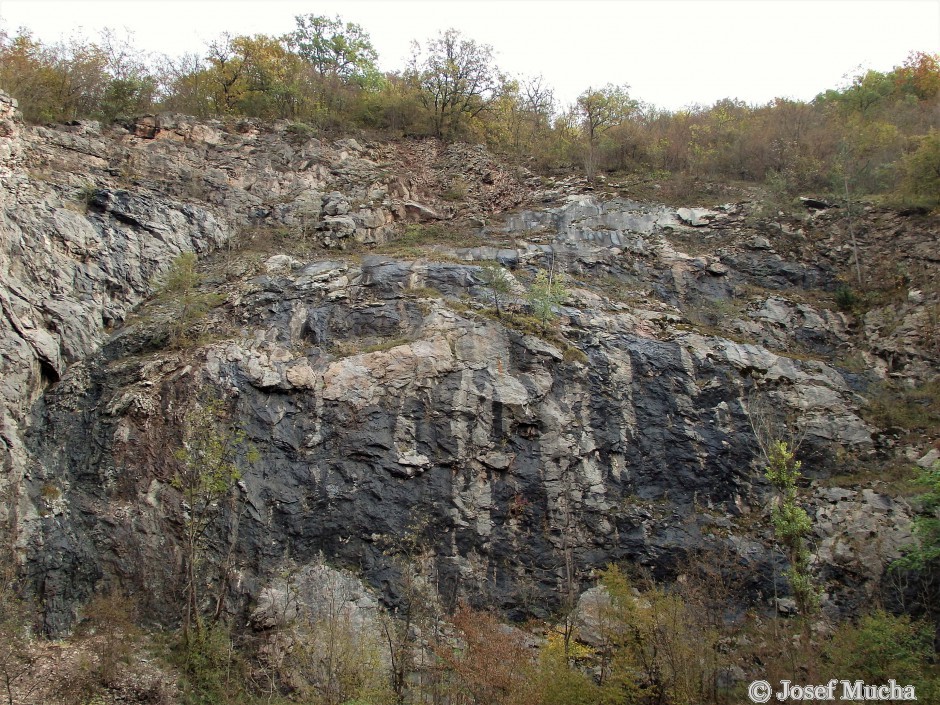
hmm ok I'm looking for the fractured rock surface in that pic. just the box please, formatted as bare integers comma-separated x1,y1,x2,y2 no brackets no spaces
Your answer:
1,91,936,633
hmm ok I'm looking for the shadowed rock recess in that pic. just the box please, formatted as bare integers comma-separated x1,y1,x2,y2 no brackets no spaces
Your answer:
0,92,935,634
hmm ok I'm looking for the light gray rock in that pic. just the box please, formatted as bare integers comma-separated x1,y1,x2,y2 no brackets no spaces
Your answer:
676,207,718,226
251,562,380,632
404,200,443,222
917,448,939,469
322,215,357,237
748,235,772,250
263,254,302,273
352,208,388,229
707,261,729,276
322,192,351,216
812,487,912,588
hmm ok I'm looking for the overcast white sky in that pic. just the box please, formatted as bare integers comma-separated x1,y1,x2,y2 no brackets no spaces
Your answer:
0,0,937,111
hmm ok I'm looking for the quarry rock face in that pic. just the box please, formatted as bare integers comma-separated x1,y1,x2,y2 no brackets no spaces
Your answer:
0,91,936,633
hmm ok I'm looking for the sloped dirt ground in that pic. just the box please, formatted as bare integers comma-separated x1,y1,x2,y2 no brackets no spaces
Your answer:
4,634,178,705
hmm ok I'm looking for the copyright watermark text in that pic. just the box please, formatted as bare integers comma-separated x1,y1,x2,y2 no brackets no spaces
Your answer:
747,679,917,702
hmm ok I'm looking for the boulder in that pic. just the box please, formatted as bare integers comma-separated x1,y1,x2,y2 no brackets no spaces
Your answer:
404,200,443,222
677,207,718,226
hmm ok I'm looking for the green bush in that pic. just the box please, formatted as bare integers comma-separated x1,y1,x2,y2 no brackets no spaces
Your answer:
562,345,588,364
285,121,316,142
823,610,939,697
441,176,469,202
900,129,940,208
894,461,940,571
834,285,859,312
157,253,225,347
526,269,567,331
177,624,240,705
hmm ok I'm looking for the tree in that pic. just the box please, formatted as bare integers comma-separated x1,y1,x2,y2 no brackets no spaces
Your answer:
764,440,818,616
0,28,110,123
900,128,940,207
206,33,296,117
100,76,156,120
289,14,379,85
894,51,940,101
408,29,502,139
172,398,257,644
892,461,940,625
478,262,513,319
519,74,556,128
900,461,940,571
576,84,635,180
285,568,391,705
158,52,214,118
95,28,157,120
436,604,537,705
159,252,223,347
170,35,307,121
233,34,309,119
535,633,602,705
526,268,567,331
488,74,556,157
595,566,710,705
833,115,901,285
819,67,895,118
377,513,445,705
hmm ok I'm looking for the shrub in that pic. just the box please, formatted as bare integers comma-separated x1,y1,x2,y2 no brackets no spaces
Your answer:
834,285,859,312
596,565,726,705
442,176,469,202
286,121,316,142
435,605,537,705
889,461,940,637
76,182,99,209
176,623,239,705
535,633,603,705
823,610,939,696
157,253,225,347
526,269,567,331
404,285,443,299
900,129,940,208
902,462,940,569
562,345,588,364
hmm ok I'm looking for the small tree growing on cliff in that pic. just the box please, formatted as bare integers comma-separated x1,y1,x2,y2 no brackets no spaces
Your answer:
891,461,940,623
765,440,818,616
159,252,223,347
478,261,513,319
173,398,257,644
526,268,567,332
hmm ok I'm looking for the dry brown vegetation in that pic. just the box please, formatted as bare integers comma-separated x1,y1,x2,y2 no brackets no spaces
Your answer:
1,23,937,209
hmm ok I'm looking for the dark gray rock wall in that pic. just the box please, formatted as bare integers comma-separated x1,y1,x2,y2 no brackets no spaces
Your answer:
25,255,873,631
